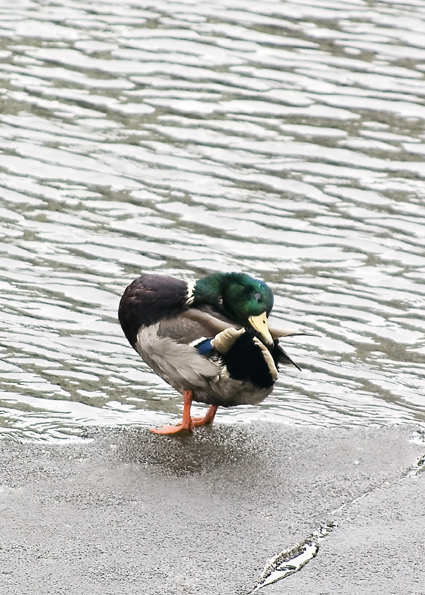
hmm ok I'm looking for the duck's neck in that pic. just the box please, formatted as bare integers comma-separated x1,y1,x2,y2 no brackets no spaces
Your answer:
192,273,224,306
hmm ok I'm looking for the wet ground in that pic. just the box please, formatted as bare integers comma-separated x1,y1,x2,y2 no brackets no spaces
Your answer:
1,424,424,594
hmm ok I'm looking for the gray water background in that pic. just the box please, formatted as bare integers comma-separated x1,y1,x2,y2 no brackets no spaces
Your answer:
0,0,424,441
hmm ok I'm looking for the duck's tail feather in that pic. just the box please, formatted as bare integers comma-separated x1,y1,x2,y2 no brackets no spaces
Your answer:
275,343,302,371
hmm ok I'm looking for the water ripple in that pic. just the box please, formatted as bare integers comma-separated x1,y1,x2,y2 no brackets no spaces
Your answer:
0,0,424,440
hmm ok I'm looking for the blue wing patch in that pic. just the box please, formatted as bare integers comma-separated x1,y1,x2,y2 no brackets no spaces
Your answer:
195,338,214,356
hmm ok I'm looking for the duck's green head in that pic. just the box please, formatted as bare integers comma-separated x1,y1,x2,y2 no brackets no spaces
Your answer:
193,272,274,346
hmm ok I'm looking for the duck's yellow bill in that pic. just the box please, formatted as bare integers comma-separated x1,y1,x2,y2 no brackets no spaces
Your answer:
248,312,274,347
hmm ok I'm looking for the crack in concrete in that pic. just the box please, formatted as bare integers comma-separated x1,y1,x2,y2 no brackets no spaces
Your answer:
249,522,335,592
250,430,425,592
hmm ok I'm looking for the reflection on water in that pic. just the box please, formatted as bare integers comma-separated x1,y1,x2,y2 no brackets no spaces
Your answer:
0,0,424,440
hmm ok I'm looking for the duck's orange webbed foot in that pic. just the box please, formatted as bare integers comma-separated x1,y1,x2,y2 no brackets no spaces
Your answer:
150,390,195,435
192,405,218,427
150,423,193,435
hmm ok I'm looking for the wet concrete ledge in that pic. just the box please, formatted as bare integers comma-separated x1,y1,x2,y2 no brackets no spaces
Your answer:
0,423,424,595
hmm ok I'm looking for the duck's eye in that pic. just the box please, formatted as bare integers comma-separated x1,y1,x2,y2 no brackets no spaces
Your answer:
254,292,262,302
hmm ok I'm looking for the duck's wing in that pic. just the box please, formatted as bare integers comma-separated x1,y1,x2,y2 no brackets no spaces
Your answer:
158,308,235,344
135,323,219,393
268,318,310,339
191,309,309,340
159,309,310,348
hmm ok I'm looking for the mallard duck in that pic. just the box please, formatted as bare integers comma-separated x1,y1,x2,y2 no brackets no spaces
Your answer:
118,272,300,435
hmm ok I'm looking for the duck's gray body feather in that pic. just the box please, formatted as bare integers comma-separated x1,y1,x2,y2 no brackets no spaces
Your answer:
135,321,274,407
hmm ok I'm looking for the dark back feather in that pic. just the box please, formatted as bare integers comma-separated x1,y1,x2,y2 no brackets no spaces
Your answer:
118,275,188,348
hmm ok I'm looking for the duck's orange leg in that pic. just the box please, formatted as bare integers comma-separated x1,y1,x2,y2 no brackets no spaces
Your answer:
150,390,195,435
192,405,218,427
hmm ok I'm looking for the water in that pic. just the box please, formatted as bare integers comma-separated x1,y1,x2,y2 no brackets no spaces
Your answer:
251,522,336,591
0,0,424,441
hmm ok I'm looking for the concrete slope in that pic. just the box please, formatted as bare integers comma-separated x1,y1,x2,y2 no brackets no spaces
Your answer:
0,424,424,594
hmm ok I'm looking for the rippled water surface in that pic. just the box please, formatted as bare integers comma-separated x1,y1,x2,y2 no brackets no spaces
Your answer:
0,0,424,440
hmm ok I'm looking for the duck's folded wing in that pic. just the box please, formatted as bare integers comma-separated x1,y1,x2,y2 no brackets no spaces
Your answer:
136,324,219,392
268,321,310,339
158,308,310,344
158,309,234,344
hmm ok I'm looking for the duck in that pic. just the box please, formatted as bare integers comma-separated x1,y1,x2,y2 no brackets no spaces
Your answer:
118,272,301,435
